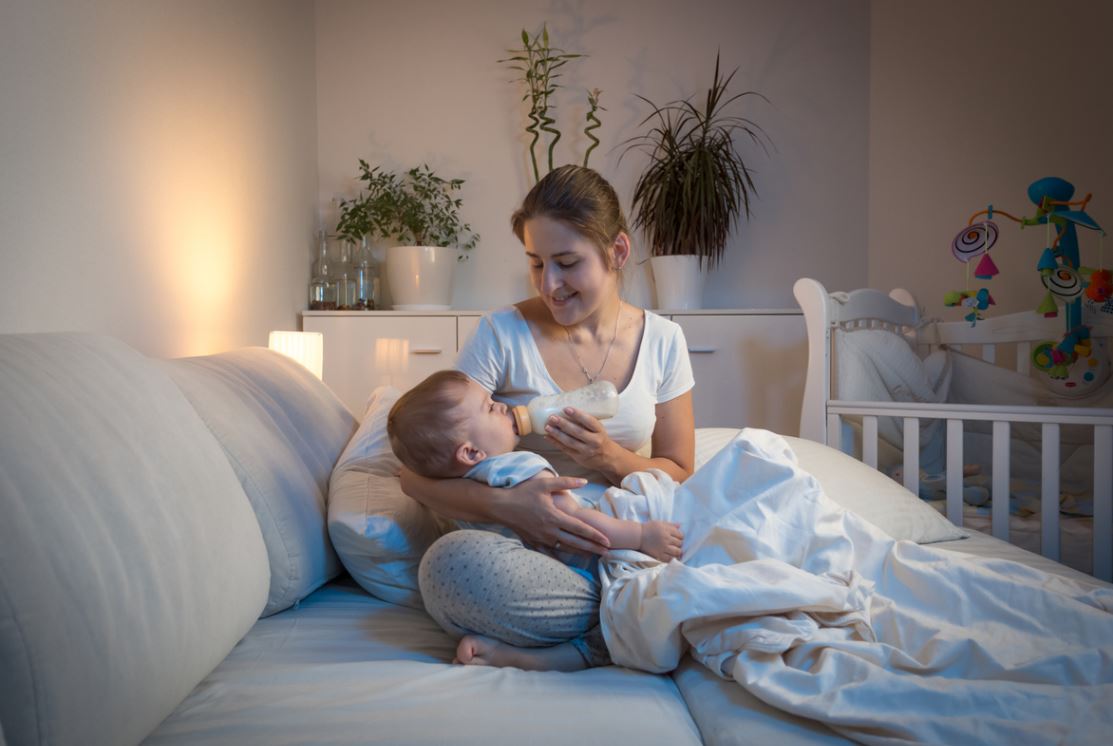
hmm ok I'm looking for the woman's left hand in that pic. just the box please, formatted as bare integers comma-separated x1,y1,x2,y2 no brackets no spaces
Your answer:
543,407,618,475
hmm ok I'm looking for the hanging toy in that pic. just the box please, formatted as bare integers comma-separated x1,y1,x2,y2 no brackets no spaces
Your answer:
1085,268,1112,302
945,288,994,325
1036,291,1059,317
1056,326,1091,358
951,221,997,262
1036,247,1059,272
1042,265,1084,301
948,180,1104,347
973,253,999,279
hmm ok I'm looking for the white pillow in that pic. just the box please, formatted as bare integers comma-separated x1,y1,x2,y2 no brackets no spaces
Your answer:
328,386,451,610
695,429,965,544
163,349,355,616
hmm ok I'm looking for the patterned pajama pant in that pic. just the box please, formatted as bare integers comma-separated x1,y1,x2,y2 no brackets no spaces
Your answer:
418,530,612,667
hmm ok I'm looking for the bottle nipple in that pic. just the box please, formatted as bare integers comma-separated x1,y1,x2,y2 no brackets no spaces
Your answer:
510,405,532,436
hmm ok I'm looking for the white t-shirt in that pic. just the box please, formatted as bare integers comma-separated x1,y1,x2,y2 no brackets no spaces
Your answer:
454,305,695,498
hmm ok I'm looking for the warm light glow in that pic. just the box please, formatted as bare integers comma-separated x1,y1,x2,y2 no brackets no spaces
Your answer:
269,331,324,379
374,337,410,386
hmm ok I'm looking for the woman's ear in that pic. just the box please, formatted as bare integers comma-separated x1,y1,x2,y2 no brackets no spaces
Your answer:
455,442,487,467
612,232,632,270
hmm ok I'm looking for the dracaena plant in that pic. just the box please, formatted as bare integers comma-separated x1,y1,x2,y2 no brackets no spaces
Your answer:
500,23,604,183
621,53,769,269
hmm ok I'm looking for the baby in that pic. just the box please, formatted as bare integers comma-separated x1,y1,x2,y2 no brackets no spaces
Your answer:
386,369,684,565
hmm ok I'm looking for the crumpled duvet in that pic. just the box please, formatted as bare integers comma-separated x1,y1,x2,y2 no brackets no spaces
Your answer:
596,429,1113,745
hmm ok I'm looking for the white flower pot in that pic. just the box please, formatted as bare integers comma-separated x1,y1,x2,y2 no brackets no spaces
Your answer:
386,245,457,310
650,255,705,310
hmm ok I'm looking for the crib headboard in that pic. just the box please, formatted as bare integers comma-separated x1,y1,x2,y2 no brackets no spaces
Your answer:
793,277,921,444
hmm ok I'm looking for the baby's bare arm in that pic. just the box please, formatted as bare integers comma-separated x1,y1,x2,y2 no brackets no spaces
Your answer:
551,492,683,561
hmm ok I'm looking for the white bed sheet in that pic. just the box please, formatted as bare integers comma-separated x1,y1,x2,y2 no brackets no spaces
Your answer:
145,578,702,746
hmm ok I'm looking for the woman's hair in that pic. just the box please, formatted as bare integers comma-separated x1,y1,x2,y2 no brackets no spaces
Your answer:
511,165,630,270
387,370,473,478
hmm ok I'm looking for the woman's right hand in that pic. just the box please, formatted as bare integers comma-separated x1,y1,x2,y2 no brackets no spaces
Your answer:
495,474,611,556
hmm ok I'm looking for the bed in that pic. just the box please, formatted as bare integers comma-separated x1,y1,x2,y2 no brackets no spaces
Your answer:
793,277,1113,582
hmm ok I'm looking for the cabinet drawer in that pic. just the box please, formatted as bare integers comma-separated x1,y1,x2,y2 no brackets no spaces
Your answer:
302,315,457,415
672,314,806,433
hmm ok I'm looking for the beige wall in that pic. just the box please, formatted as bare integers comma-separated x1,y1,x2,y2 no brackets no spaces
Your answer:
8,1,1104,349
869,0,1113,321
316,0,870,311
0,0,317,357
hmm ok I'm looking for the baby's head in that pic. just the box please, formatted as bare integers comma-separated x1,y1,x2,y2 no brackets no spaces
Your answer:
387,370,520,478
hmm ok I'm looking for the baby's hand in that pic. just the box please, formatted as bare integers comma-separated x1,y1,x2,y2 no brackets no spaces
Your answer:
639,521,683,562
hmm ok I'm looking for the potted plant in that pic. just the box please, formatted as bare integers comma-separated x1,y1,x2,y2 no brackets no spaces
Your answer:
338,160,479,309
499,23,605,184
621,53,769,309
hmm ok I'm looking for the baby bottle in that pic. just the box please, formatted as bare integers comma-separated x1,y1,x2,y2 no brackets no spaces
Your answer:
510,381,619,436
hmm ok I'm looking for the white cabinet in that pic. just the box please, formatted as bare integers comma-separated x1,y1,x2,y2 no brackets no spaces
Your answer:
670,311,806,435
303,309,805,433
302,312,477,416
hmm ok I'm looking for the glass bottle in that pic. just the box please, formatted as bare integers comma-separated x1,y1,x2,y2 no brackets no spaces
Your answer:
335,239,357,310
352,236,377,310
510,381,619,436
308,230,338,310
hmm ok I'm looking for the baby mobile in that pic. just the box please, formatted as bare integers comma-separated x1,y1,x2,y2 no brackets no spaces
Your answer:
946,176,1108,384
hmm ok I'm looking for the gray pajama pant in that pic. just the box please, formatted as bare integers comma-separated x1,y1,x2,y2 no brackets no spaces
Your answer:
418,530,612,667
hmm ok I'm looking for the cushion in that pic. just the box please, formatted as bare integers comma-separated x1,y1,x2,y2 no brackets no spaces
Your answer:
0,333,270,746
328,386,450,610
162,348,357,616
695,428,965,544
836,328,952,474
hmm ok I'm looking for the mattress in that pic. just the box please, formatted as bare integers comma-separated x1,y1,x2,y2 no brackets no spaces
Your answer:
145,578,702,745
928,499,1095,575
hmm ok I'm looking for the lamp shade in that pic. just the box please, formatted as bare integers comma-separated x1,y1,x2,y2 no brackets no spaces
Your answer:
268,331,323,379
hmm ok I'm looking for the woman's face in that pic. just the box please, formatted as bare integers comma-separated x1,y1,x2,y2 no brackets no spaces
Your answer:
523,215,620,326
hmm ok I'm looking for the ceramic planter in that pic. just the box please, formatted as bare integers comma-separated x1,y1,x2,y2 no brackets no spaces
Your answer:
650,255,704,310
385,245,457,310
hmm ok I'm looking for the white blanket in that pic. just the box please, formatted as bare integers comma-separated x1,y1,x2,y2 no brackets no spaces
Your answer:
597,430,1113,745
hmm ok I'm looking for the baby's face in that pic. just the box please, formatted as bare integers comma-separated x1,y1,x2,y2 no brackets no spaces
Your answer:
456,379,519,459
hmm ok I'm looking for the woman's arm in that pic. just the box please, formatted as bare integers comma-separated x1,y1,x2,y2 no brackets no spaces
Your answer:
399,467,611,554
551,492,683,562
544,390,696,485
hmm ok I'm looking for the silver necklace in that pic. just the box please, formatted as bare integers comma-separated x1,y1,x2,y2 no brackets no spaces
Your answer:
564,306,621,384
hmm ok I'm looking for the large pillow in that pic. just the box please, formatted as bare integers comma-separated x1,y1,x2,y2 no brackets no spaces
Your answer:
163,348,357,616
328,386,451,610
0,334,270,746
696,428,965,544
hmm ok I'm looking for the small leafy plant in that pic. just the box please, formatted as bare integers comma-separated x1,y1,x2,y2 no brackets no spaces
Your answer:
336,160,478,255
621,53,769,268
500,24,604,183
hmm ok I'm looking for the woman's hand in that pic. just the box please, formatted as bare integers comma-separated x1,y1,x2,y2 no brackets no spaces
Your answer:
543,407,619,476
496,473,611,556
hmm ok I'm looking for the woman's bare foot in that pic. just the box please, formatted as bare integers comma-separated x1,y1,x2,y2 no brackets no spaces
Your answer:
454,635,589,672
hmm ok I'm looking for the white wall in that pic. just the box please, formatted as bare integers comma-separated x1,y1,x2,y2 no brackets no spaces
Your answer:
869,0,1113,321
0,0,318,357
316,0,870,311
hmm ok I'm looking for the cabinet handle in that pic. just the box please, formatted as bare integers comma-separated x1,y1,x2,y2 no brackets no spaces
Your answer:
411,348,444,355
688,346,718,354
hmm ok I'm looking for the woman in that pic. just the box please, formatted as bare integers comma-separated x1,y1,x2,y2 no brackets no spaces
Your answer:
402,165,695,671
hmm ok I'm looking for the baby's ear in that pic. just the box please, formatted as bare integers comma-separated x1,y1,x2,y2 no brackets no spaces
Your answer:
455,442,487,467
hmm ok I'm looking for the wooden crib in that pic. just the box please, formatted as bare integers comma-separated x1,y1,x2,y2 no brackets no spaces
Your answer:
793,277,1113,581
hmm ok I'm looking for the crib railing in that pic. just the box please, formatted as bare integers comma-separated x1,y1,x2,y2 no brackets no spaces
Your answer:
827,400,1113,582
